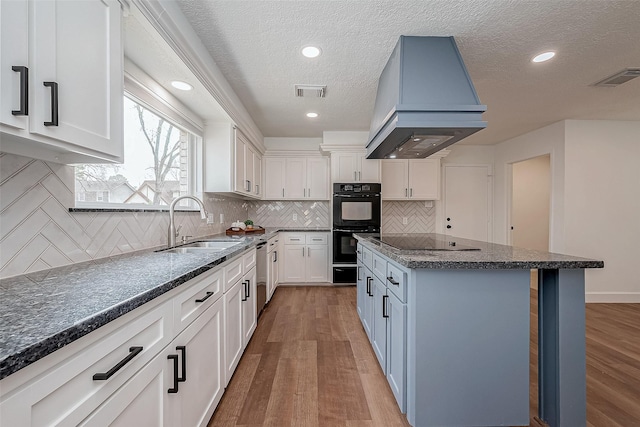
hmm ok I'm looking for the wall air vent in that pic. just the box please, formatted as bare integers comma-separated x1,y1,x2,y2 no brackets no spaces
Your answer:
593,68,640,87
294,84,326,97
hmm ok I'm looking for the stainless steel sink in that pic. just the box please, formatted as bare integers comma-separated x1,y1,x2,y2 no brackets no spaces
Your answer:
184,241,243,249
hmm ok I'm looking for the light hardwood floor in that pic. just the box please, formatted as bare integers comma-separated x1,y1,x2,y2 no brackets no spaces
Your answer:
208,286,640,427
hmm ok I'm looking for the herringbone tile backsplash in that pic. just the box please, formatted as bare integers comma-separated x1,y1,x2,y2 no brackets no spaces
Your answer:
249,201,329,228
381,201,436,234
0,153,248,279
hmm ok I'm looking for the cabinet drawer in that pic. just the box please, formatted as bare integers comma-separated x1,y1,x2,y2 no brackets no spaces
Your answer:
224,256,243,292
174,266,223,332
283,233,305,244
306,233,327,245
7,300,173,426
362,246,373,270
386,262,407,303
372,253,387,282
243,248,256,271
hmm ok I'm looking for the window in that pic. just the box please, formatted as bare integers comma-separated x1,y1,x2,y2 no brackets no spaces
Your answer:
75,96,201,209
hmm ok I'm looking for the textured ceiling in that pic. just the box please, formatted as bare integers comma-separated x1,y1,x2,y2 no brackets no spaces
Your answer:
174,0,640,145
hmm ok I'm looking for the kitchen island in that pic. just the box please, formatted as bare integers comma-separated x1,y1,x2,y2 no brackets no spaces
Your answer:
354,233,603,427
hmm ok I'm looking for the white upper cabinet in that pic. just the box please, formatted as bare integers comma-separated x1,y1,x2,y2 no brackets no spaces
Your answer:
381,159,441,200
0,0,124,164
331,152,380,183
204,124,262,199
263,156,329,200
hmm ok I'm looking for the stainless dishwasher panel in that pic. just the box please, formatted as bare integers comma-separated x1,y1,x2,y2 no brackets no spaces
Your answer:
256,241,267,318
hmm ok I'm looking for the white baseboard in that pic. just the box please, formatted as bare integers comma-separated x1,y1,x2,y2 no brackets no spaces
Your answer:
585,292,640,303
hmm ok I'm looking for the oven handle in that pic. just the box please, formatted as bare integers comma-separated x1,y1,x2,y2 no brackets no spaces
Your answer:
333,229,364,233
333,194,380,198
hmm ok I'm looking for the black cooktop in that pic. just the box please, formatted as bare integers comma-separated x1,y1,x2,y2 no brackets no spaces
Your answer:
374,235,480,251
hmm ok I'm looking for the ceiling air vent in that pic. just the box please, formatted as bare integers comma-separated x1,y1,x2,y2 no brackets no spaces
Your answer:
593,68,640,87
294,84,326,97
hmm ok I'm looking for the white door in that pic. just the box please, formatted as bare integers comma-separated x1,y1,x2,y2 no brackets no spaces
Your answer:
234,133,246,193
408,159,440,200
332,152,358,182
359,154,381,183
29,0,122,158
264,157,286,199
283,245,305,282
0,0,29,130
306,245,328,282
223,280,243,385
443,165,492,241
174,299,224,427
285,158,306,199
241,267,257,347
381,160,408,199
306,157,328,199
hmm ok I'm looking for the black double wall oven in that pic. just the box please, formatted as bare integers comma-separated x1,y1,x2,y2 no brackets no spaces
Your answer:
332,183,381,283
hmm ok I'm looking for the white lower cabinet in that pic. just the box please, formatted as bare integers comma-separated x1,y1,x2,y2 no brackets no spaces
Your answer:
0,248,259,427
281,232,329,283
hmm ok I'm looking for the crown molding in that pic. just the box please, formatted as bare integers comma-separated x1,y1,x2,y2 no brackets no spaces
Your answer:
131,0,265,153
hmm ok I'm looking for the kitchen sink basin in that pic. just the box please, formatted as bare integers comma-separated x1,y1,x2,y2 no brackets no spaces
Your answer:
185,241,243,249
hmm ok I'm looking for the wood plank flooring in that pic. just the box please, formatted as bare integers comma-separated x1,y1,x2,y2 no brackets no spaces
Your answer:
208,286,640,427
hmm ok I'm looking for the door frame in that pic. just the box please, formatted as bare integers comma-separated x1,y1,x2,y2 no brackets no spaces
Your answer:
438,164,494,241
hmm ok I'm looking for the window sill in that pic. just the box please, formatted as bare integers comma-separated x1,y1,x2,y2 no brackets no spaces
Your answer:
69,207,200,213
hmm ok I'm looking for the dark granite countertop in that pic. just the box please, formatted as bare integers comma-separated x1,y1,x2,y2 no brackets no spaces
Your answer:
354,233,604,270
0,228,328,380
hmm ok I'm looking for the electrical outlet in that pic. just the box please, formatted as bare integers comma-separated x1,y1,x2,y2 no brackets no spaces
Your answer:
402,217,408,225
293,213,298,221
207,213,214,224
219,213,224,224
424,200,434,208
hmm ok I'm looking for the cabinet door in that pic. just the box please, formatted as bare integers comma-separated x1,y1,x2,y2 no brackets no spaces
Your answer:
0,0,28,130
78,347,173,427
408,159,440,200
332,152,358,182
245,144,255,195
285,158,306,199
283,245,306,282
241,267,257,347
29,0,123,159
254,153,262,197
386,291,407,412
273,249,279,287
306,244,328,282
381,160,409,199
362,271,374,340
359,154,381,183
306,157,329,199
173,298,225,427
371,277,387,373
223,280,243,385
264,157,286,199
234,132,247,193
356,263,365,320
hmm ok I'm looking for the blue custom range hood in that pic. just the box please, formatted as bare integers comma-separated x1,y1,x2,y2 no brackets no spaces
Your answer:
366,36,487,159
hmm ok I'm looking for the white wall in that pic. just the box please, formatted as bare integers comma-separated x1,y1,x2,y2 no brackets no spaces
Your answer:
564,120,640,302
493,119,640,302
493,121,566,251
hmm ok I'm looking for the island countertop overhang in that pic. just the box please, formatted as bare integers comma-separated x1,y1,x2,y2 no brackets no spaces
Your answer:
353,233,604,270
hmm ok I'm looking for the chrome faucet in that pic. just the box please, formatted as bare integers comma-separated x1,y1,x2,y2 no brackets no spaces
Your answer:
168,195,208,247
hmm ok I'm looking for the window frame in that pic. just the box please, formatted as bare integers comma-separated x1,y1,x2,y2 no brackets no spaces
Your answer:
74,78,204,211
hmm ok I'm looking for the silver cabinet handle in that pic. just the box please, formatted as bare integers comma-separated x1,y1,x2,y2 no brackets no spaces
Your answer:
354,171,357,180
255,184,259,195
302,247,305,257
307,247,310,257
358,171,361,181
308,188,311,198
282,188,285,197
410,188,413,197
304,188,306,197
405,188,408,197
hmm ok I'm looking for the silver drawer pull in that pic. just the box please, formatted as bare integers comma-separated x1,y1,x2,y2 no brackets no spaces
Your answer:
387,276,400,286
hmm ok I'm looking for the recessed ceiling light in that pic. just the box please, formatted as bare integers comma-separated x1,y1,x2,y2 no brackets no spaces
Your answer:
301,46,321,58
532,51,556,63
171,80,193,91
306,112,318,118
